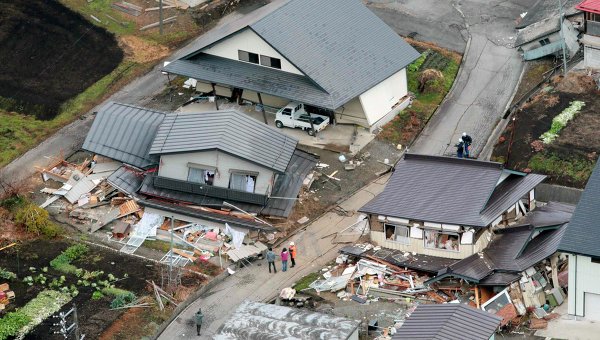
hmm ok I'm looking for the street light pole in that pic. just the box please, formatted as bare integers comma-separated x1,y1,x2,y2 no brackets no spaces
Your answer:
558,0,567,75
159,0,163,35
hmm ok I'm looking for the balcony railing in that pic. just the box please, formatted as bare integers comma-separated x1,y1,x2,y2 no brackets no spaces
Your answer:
153,176,268,206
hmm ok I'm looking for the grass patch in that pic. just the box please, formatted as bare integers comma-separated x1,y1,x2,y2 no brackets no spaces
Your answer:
50,244,89,275
293,272,321,292
528,152,595,185
143,239,194,253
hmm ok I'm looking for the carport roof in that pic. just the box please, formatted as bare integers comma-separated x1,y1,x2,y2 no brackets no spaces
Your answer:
164,0,420,109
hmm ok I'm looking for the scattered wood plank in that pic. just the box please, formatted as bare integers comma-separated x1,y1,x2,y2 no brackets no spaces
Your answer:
139,16,177,31
112,2,143,16
155,0,189,10
152,281,164,311
173,248,197,262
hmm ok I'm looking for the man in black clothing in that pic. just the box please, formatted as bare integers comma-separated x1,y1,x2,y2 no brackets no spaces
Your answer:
462,132,473,158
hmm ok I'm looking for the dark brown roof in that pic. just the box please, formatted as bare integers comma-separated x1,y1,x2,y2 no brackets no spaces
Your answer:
360,154,545,227
393,304,501,340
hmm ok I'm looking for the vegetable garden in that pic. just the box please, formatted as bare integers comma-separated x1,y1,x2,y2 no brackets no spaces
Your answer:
0,240,171,339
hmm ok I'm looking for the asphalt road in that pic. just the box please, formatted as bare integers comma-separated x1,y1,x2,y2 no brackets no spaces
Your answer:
409,0,537,158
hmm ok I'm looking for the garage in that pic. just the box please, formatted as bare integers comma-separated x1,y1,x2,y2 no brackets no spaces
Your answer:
584,292,600,320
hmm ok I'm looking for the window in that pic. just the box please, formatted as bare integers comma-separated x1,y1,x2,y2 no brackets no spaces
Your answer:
260,55,282,69
384,223,410,245
539,38,551,46
187,168,215,185
229,172,257,193
238,50,259,64
424,230,459,251
281,108,292,116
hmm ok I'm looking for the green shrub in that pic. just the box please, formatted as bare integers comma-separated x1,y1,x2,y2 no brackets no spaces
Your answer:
14,203,62,237
110,292,136,309
0,195,26,211
0,311,31,340
0,268,16,280
92,291,104,300
50,244,88,274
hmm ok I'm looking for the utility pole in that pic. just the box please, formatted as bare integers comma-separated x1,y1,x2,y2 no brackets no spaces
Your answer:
53,305,84,340
558,0,567,75
159,0,163,35
169,215,174,287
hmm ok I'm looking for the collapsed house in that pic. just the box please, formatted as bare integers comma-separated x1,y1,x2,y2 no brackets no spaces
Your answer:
214,300,360,340
514,0,583,60
162,0,420,131
359,154,546,260
393,304,502,340
39,102,316,262
558,159,600,320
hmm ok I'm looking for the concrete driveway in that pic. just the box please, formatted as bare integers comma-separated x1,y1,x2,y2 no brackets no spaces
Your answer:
399,0,537,158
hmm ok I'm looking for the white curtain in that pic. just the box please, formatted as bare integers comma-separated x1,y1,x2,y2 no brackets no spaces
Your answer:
230,173,246,191
245,176,255,193
188,168,205,184
225,223,247,249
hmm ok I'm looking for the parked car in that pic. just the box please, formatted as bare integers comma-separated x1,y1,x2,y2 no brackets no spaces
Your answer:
275,102,330,136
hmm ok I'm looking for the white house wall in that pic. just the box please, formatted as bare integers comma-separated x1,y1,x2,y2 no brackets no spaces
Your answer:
583,34,600,69
568,254,600,319
202,28,303,75
335,97,368,127
358,68,408,126
158,150,275,195
242,90,291,108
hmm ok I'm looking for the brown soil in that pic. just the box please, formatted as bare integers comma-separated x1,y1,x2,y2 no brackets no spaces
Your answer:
404,37,462,63
119,35,170,63
99,299,172,340
553,71,598,94
0,1,123,119
510,59,554,107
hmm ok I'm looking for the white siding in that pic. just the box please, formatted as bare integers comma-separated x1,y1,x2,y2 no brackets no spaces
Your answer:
519,31,562,52
158,150,275,195
583,34,600,69
202,28,303,75
242,90,291,108
568,254,600,319
335,97,368,127
358,68,408,126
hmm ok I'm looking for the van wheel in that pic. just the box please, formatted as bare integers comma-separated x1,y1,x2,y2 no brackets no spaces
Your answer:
275,121,283,128
307,128,315,136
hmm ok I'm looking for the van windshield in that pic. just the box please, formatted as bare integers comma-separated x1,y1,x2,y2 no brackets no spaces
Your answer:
282,108,292,116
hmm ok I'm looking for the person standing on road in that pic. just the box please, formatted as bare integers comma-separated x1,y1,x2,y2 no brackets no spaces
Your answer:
289,242,297,268
455,138,465,158
266,247,277,273
195,308,204,336
281,248,289,272
462,132,473,158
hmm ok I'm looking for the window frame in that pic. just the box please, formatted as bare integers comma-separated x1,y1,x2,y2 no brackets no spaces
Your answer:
228,171,258,193
384,223,410,245
187,167,215,185
260,55,282,69
539,38,551,46
238,50,259,64
423,229,460,252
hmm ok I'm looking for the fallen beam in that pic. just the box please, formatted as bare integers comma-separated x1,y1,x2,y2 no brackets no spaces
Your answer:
139,16,177,31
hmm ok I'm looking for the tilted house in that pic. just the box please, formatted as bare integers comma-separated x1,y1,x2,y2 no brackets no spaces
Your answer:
359,154,546,260
162,0,420,131
83,102,316,232
558,159,600,320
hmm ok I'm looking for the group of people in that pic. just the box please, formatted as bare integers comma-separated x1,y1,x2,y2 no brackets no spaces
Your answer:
455,132,473,158
265,242,297,273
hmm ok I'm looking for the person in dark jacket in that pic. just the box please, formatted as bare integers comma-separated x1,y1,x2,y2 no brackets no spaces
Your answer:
266,247,277,273
462,132,473,158
455,138,464,158
195,308,204,336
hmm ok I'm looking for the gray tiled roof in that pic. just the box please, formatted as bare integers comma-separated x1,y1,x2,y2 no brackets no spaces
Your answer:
262,149,318,217
164,55,334,108
106,165,144,196
559,160,600,257
82,102,165,169
515,201,575,228
393,304,501,340
517,0,581,29
167,0,419,109
365,247,457,274
515,16,561,47
360,154,543,227
149,109,298,173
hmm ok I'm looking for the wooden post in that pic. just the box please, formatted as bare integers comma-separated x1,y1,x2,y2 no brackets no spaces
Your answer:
474,286,480,308
257,92,268,125
211,83,219,110
550,253,560,289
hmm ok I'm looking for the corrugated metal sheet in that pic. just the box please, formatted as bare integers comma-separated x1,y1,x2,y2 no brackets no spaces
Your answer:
262,149,317,217
106,166,144,196
364,247,457,274
577,0,600,14
559,160,600,257
516,201,575,228
149,110,297,173
82,102,165,169
163,56,334,109
215,300,359,339
167,0,419,110
139,199,275,232
393,304,501,340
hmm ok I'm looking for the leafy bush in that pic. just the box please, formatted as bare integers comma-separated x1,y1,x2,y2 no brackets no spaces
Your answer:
0,195,26,211
92,291,104,300
0,312,31,340
528,152,595,185
0,267,16,280
110,292,136,309
407,52,428,72
14,203,62,237
17,290,72,338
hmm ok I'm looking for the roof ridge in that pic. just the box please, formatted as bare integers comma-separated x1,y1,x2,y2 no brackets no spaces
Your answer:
108,101,168,116
404,153,504,169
